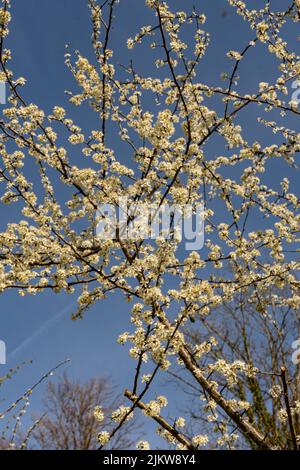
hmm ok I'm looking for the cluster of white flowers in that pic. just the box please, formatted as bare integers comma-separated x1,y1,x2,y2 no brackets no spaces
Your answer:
93,405,105,423
111,406,133,423
192,435,209,447
136,440,150,450
143,396,168,417
97,431,110,445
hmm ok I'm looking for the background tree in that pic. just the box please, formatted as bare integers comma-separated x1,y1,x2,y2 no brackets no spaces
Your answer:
168,286,300,449
32,374,141,450
0,0,299,450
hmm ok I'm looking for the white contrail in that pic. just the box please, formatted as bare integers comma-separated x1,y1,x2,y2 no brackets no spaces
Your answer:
8,301,77,360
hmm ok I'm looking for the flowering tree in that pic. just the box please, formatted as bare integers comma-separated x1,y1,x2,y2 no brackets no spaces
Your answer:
0,0,299,450
0,360,69,449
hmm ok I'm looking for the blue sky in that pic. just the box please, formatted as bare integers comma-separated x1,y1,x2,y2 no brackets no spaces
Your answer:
0,0,298,449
